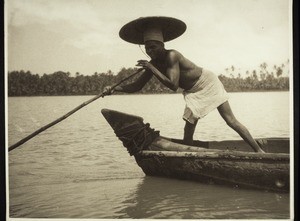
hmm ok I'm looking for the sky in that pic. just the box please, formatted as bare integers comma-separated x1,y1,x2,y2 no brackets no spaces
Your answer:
6,0,291,76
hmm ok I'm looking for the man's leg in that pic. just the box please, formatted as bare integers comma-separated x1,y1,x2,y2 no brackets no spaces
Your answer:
183,120,198,145
217,101,265,153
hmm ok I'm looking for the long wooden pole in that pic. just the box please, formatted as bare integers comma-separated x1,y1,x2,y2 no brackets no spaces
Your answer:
8,68,145,152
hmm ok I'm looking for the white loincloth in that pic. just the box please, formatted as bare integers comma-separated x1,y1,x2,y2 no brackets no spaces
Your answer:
182,69,229,124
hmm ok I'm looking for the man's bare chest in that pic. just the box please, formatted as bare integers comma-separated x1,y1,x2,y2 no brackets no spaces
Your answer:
152,61,167,73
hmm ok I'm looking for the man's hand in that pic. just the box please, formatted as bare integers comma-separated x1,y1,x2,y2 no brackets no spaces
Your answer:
136,60,153,70
102,86,115,97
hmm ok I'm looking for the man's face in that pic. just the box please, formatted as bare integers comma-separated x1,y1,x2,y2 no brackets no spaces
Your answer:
145,40,164,59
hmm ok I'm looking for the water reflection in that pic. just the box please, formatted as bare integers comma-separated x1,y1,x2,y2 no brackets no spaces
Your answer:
117,176,290,219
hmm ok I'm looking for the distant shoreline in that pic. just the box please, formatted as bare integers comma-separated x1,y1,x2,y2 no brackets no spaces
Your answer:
7,89,290,97
7,68,290,96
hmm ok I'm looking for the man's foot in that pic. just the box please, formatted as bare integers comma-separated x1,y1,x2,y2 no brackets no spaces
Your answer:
256,139,267,153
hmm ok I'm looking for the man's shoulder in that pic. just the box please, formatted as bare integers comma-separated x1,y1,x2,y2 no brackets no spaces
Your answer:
166,49,183,60
167,49,181,55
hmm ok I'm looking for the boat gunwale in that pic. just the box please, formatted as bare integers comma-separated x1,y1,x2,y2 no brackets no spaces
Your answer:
139,150,290,161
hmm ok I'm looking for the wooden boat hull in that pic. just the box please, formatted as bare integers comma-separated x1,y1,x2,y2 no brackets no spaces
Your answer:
136,148,289,192
101,109,290,192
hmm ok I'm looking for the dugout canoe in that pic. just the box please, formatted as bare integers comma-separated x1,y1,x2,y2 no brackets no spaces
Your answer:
101,109,290,192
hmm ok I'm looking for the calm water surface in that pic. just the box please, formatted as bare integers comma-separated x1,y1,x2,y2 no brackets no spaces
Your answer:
8,92,291,219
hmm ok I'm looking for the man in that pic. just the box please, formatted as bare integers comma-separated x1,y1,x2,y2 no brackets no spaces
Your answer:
104,16,265,153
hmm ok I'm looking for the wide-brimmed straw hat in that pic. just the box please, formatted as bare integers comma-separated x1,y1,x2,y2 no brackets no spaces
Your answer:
119,16,186,44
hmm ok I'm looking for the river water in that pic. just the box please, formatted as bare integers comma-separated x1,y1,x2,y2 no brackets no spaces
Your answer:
7,92,292,219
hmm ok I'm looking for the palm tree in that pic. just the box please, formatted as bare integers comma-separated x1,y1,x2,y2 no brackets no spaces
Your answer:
276,67,283,78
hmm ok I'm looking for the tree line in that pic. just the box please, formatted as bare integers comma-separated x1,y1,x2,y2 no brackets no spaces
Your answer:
8,62,289,96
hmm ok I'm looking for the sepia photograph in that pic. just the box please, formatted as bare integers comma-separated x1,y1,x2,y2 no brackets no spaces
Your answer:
6,0,293,219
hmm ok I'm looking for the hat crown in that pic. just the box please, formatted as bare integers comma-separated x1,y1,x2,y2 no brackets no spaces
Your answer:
143,26,164,43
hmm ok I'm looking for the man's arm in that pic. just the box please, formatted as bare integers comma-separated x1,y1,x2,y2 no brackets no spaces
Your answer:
114,70,152,93
164,51,180,91
137,52,180,91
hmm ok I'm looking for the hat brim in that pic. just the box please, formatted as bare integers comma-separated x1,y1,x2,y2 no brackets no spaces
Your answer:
119,16,187,44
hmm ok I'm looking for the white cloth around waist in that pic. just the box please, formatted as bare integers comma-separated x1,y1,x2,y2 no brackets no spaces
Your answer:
182,69,229,124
